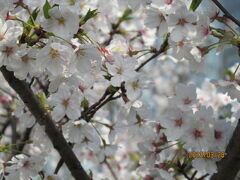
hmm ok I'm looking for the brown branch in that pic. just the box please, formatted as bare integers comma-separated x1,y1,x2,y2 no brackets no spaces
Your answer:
104,159,118,180
35,78,49,96
10,116,17,155
54,143,74,174
135,34,169,72
54,158,65,174
210,119,240,180
0,67,91,180
211,0,240,27
177,167,191,180
102,8,132,46
18,127,33,152
80,86,120,122
103,23,120,46
198,173,209,180
190,170,197,180
80,36,169,122
0,119,10,135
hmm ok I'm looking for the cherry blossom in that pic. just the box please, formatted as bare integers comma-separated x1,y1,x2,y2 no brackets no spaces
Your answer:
169,83,198,111
41,6,79,40
36,41,73,76
167,6,196,41
106,53,138,87
48,83,82,121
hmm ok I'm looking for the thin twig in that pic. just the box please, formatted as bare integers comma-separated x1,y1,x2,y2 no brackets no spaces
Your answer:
198,173,209,180
210,118,240,180
80,36,169,122
35,78,49,96
0,119,10,135
211,0,240,27
190,170,198,180
54,143,74,174
18,127,33,152
10,116,17,155
179,170,191,180
177,161,191,180
135,34,169,72
104,159,118,180
103,15,123,46
54,158,65,174
80,85,121,122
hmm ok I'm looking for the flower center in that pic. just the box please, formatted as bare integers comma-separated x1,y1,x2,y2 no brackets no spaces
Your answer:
82,136,90,144
116,67,123,75
50,48,60,59
177,40,185,47
21,54,29,63
135,114,146,126
178,18,187,26
159,14,165,22
192,129,203,139
67,0,76,5
165,0,173,5
202,26,210,36
214,130,222,140
77,48,86,56
78,84,86,93
175,118,183,127
0,34,5,41
132,81,139,90
23,160,31,168
57,17,66,25
74,123,82,128
3,46,13,57
62,98,70,108
183,97,191,105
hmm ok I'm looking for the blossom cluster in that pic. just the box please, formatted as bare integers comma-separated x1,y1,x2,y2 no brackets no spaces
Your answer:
0,0,239,180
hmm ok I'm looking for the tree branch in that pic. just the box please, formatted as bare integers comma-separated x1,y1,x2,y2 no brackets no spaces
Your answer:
18,127,33,152
80,36,169,122
0,67,91,180
211,0,240,27
197,173,209,180
10,116,17,155
135,34,169,72
0,119,10,135
104,159,118,180
80,86,120,122
210,119,240,180
103,23,121,46
194,2,240,178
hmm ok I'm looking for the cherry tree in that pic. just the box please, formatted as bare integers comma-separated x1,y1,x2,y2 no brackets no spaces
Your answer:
0,0,239,180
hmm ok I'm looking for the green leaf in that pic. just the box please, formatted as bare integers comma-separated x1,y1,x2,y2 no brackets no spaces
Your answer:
0,145,9,152
129,152,140,162
22,22,31,32
108,85,119,93
43,0,52,19
80,9,98,26
224,68,235,80
36,92,49,110
81,98,89,109
25,8,40,30
189,0,203,11
31,8,40,21
119,8,133,22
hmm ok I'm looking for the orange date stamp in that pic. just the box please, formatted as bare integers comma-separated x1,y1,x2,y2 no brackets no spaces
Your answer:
188,152,225,159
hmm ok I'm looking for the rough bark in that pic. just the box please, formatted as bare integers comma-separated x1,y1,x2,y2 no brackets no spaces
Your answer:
211,120,240,180
0,67,91,180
